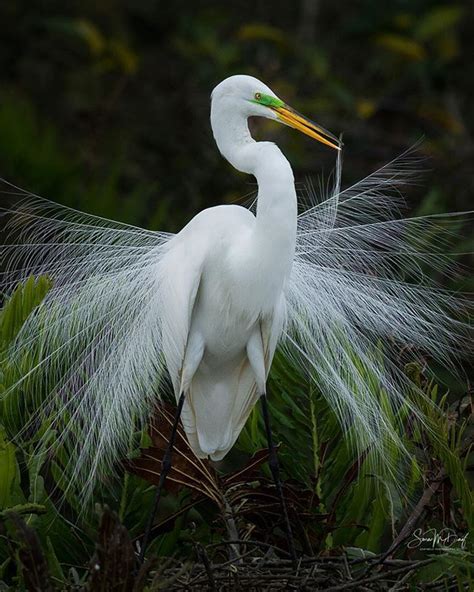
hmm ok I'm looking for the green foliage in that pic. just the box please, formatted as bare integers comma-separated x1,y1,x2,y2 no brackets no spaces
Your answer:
0,276,51,434
0,276,51,347
237,346,472,568
0,427,17,511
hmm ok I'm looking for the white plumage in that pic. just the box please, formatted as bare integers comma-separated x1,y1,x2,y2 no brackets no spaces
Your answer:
160,77,298,459
1,75,471,494
160,204,287,460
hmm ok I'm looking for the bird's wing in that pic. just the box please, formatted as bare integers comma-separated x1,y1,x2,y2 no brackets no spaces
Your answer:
1,186,173,495
285,148,472,468
262,295,286,375
183,300,286,461
158,231,206,397
227,299,286,442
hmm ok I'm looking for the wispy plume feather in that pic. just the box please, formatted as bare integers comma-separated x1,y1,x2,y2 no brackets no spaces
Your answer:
285,147,472,472
1,187,172,495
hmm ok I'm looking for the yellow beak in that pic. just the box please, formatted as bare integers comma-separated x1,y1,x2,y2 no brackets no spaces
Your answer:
273,105,341,151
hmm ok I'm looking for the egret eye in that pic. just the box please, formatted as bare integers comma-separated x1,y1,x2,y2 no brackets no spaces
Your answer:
254,92,262,101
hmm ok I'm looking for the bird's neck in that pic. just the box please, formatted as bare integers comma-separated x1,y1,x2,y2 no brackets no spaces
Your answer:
211,107,297,269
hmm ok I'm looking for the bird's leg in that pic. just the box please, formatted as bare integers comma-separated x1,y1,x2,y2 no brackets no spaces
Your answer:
260,393,298,563
139,392,185,563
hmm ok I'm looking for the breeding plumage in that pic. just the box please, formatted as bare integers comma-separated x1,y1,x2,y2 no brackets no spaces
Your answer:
1,75,471,497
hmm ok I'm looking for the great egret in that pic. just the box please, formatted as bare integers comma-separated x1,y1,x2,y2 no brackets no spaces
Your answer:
1,75,470,560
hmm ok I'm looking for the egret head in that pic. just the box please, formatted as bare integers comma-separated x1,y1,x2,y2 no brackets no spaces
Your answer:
211,75,341,151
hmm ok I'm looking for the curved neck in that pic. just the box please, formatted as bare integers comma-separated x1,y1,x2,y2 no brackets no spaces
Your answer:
211,106,255,174
210,102,297,285
210,103,297,244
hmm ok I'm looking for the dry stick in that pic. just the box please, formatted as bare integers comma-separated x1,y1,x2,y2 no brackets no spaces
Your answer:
351,555,417,566
209,548,258,571
189,572,330,585
423,574,471,591
387,567,416,592
162,556,348,589
206,539,293,558
300,563,319,588
324,558,434,592
151,561,191,590
221,496,242,564
342,553,352,580
195,543,216,592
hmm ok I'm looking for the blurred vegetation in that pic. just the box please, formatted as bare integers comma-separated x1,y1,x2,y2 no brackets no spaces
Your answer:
0,0,473,589
0,0,473,229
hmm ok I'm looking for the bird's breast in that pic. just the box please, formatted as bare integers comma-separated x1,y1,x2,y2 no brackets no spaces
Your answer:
198,231,292,329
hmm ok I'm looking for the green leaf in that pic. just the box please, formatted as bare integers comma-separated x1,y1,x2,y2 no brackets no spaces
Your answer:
45,536,65,584
0,428,18,510
27,426,56,504
0,276,52,349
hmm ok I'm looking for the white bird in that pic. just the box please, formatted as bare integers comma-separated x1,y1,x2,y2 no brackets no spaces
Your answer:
1,74,470,510
161,75,340,461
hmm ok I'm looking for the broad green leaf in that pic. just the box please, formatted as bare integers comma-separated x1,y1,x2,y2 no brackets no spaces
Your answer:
45,536,65,584
0,276,51,348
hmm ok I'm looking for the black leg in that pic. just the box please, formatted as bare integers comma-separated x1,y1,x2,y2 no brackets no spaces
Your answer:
139,392,185,563
260,393,297,563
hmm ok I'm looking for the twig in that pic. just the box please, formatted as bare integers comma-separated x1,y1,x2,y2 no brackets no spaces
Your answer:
342,553,352,580
222,496,242,563
206,538,292,557
325,558,434,591
387,567,415,591
195,543,216,591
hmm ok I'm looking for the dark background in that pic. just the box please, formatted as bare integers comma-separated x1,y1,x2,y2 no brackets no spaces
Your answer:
0,0,472,247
